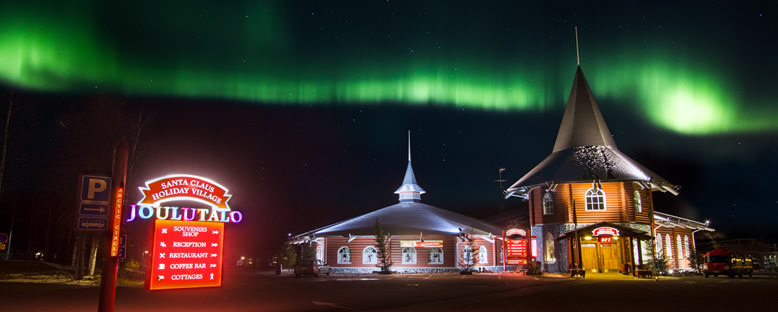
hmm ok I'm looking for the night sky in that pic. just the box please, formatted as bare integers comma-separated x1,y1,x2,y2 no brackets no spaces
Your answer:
1,1,777,261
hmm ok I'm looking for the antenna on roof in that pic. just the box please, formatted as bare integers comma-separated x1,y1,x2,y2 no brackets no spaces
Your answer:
495,168,507,194
407,130,411,162
575,26,581,66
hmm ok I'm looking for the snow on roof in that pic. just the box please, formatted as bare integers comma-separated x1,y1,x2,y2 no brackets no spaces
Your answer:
299,201,502,237
506,66,677,196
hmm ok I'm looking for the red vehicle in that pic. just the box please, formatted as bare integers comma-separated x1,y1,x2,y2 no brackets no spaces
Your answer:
703,248,753,278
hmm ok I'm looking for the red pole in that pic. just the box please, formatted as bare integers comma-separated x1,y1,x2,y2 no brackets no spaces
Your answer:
502,230,506,272
98,140,128,312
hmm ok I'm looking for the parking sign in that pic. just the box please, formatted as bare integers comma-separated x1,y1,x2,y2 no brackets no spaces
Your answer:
81,175,112,202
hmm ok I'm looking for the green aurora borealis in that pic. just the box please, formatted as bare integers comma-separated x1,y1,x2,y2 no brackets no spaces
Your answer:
1,1,775,134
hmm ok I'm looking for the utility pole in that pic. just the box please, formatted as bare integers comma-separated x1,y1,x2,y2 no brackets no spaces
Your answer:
572,199,583,277
1,90,14,260
98,140,128,312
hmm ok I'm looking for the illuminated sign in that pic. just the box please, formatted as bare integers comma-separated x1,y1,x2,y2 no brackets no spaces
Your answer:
148,219,224,290
110,187,124,257
506,239,527,257
592,227,619,237
505,228,527,237
126,205,243,223
599,236,613,243
129,174,243,223
138,175,232,210
400,240,443,248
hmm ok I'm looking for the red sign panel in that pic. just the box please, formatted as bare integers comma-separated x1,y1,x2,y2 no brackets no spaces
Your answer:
599,236,613,243
110,187,124,257
592,227,619,237
148,219,224,290
139,175,232,209
506,239,527,257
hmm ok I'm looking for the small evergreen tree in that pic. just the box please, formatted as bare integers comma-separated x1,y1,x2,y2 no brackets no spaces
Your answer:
687,244,701,273
646,244,669,275
459,231,479,272
375,220,392,274
277,243,297,269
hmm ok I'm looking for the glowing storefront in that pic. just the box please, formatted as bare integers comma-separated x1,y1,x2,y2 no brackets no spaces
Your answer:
505,65,714,275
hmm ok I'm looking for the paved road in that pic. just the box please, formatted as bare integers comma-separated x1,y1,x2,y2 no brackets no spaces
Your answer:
1,271,775,311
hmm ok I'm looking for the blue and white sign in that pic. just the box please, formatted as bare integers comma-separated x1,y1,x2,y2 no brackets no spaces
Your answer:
79,203,109,216
78,175,111,231
78,218,107,230
80,175,112,202
118,234,127,261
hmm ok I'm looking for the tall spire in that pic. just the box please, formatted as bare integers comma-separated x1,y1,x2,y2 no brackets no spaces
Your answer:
407,130,411,162
395,131,425,202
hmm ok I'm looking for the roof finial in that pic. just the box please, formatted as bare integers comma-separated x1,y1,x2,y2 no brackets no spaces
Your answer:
407,130,411,162
575,26,581,66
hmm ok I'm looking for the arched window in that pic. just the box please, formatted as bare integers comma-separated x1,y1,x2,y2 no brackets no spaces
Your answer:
429,247,444,264
684,236,691,259
545,233,556,263
337,246,351,264
479,246,488,264
634,190,642,213
676,235,684,260
585,187,606,211
665,234,673,259
655,235,663,257
542,192,554,215
463,245,474,265
363,246,377,264
316,244,324,262
401,247,417,264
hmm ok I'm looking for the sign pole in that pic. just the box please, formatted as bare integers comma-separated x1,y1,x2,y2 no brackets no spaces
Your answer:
502,230,506,272
98,140,128,312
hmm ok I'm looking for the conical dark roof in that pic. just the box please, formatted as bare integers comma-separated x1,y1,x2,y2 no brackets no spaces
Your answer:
506,66,678,196
553,67,617,152
394,162,426,195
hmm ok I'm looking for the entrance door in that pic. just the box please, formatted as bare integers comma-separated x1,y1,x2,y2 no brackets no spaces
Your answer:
581,244,598,271
600,243,622,271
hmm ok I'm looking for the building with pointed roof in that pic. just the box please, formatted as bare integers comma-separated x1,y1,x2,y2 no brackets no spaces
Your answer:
505,65,712,275
291,133,504,273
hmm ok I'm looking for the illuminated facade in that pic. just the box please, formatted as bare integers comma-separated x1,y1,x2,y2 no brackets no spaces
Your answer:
291,134,504,273
505,66,713,274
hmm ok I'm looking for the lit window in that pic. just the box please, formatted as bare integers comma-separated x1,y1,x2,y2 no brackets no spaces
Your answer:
401,247,417,265
542,192,554,215
363,246,377,264
665,234,673,259
544,233,556,263
684,236,691,259
479,246,488,264
337,246,351,264
677,235,684,260
585,187,606,211
316,245,324,262
655,235,663,257
429,247,444,264
634,190,642,213
463,245,473,265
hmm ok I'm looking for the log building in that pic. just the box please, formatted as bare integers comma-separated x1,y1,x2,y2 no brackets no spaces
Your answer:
505,65,713,275
291,134,504,273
